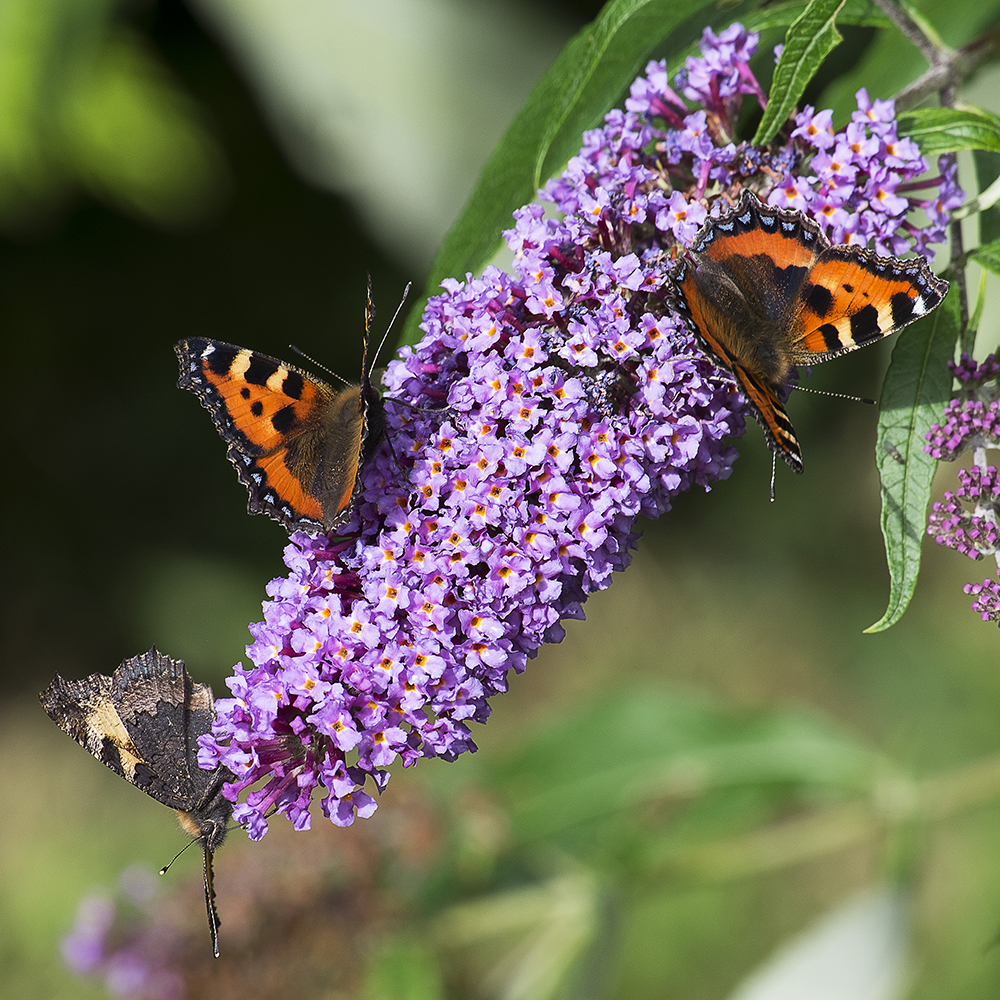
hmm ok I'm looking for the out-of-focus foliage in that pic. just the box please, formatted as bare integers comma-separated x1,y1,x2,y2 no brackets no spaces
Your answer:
0,0,227,231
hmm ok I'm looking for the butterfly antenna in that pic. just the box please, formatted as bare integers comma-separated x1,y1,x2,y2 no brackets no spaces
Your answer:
159,837,197,875
368,277,412,376
288,344,352,388
769,452,777,502
789,384,876,406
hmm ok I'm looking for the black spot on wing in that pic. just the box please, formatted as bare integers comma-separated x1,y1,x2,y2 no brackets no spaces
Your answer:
240,387,251,400
752,257,810,322
245,355,279,386
98,736,120,769
816,323,841,351
849,304,882,343
271,404,298,435
771,262,810,300
206,346,237,377
805,283,834,317
250,401,263,417
281,370,305,400
890,291,915,326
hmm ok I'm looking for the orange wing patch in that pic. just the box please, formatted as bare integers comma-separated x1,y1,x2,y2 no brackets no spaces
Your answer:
252,449,326,524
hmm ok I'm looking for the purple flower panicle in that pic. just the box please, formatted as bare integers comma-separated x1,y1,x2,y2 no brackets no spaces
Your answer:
208,258,742,836
926,354,1000,623
204,24,955,835
966,579,1000,623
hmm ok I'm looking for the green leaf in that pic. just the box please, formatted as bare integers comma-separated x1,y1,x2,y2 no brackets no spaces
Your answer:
400,0,726,345
974,150,1000,245
742,0,889,33
484,689,880,846
753,0,846,146
969,238,1000,278
897,106,1000,155
867,291,961,632
363,939,444,1000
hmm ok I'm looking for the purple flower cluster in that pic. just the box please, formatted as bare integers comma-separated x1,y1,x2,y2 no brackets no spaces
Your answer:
926,354,1000,623
965,578,1000,624
927,465,1000,558
783,100,961,257
925,353,1000,462
926,397,1000,462
202,24,955,836
609,25,959,260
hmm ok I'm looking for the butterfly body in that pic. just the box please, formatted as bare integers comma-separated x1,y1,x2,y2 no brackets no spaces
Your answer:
40,648,233,956
675,192,949,472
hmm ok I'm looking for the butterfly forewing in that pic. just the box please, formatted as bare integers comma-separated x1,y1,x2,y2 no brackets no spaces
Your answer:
177,340,335,455
790,250,949,362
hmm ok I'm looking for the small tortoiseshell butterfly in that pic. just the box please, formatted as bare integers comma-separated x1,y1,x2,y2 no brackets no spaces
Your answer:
175,278,383,534
40,648,233,957
675,191,949,472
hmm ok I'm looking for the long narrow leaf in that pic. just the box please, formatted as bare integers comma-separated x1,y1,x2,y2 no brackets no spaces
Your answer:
753,0,846,146
867,292,961,632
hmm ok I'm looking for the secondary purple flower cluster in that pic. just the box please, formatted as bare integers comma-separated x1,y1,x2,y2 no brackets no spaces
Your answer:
926,465,1000,558
926,354,1000,623
201,24,954,836
925,354,1000,461
62,869,182,1000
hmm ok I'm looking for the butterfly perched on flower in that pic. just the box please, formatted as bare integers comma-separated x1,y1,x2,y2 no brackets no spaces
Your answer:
175,277,384,534
674,191,949,472
40,649,233,957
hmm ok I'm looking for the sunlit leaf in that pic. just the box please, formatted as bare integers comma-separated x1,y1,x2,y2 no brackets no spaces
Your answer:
868,291,961,632
753,0,846,146
897,106,1000,155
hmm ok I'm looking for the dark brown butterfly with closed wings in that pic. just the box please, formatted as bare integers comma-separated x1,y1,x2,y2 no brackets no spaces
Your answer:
40,648,234,957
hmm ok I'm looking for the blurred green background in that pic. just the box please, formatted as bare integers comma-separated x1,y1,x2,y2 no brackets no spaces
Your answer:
4,0,1000,997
